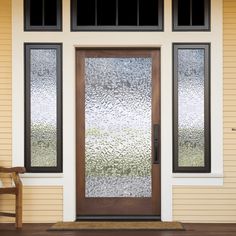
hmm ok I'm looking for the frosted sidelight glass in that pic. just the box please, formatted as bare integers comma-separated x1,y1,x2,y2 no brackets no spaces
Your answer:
30,49,57,167
177,49,205,167
85,58,152,197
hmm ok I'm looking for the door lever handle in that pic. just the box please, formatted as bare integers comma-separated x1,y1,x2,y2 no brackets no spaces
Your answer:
153,124,160,164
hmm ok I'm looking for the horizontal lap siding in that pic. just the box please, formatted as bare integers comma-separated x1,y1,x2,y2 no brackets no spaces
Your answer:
0,0,12,168
173,0,236,223
0,0,63,223
1,0,234,224
0,186,63,223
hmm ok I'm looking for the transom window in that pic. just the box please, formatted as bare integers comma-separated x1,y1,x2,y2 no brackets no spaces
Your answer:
24,0,62,31
71,0,163,31
173,0,210,31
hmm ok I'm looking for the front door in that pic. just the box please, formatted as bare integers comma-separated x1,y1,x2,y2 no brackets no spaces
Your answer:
76,49,161,217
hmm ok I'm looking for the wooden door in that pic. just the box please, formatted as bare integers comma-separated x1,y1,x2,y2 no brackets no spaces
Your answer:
76,49,161,217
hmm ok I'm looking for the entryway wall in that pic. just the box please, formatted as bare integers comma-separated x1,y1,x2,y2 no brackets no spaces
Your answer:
0,0,63,223
173,0,236,223
0,0,224,223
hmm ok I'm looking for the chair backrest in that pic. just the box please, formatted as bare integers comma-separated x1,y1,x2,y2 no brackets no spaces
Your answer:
0,167,26,188
0,167,26,174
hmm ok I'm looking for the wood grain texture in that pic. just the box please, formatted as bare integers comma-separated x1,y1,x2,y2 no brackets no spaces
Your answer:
0,223,236,236
2,172,23,228
76,49,161,216
173,0,236,223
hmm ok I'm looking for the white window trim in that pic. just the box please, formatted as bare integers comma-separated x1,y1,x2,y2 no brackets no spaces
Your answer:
20,173,64,186
172,173,224,186
12,0,223,222
172,0,224,185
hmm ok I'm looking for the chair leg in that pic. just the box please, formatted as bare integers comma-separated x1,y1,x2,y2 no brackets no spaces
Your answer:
15,187,22,228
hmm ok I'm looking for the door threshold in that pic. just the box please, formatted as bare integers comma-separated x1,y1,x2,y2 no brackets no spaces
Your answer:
76,215,161,221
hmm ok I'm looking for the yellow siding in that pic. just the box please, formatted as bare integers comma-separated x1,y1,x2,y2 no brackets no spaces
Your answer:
173,0,236,223
0,0,12,168
0,186,63,223
0,0,63,223
1,0,235,224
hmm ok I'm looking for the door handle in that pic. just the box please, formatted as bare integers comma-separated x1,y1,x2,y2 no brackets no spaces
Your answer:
153,124,160,164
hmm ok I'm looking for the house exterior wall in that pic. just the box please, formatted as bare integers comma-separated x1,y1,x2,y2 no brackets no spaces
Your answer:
173,0,236,223
0,0,12,168
0,0,63,223
0,186,63,223
0,0,234,223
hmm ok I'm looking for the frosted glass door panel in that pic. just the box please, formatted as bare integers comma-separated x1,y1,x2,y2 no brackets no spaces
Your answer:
85,58,152,197
177,49,205,167
30,49,57,167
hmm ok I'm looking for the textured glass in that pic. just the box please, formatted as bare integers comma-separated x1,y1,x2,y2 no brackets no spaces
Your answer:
178,49,205,167
30,49,57,167
85,58,152,197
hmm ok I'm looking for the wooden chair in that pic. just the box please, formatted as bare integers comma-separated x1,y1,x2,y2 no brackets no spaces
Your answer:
0,167,26,228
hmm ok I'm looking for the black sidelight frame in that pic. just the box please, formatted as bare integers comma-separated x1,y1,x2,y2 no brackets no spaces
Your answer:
24,0,62,31
24,43,63,173
71,0,164,31
172,0,210,31
173,43,211,173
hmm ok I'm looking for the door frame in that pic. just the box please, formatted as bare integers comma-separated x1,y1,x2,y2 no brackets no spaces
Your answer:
75,48,161,219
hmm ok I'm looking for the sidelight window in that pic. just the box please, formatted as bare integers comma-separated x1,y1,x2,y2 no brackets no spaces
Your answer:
24,44,63,172
173,44,210,172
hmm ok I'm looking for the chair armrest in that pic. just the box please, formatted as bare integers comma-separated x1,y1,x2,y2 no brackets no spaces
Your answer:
0,167,26,174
